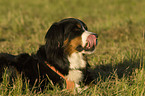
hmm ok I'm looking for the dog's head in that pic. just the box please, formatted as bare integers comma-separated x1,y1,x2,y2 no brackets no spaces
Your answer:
45,18,98,56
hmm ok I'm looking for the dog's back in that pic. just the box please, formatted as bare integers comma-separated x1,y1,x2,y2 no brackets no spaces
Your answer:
0,52,63,90
0,53,34,81
0,53,16,63
0,53,17,81
0,53,31,68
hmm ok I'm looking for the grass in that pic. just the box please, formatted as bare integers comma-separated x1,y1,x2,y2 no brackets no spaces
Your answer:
0,0,145,95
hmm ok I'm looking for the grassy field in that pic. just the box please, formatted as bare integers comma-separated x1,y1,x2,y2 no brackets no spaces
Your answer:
0,0,145,95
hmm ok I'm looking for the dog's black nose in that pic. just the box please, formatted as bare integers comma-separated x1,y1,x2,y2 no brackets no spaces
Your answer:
94,34,98,39
93,34,98,46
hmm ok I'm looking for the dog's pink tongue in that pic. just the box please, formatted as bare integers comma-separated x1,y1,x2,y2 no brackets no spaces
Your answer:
86,35,97,49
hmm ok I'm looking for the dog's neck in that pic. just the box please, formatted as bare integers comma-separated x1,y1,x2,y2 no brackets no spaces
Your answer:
68,52,86,70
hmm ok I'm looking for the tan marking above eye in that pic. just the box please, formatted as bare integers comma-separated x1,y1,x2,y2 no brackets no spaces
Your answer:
76,24,82,29
74,24,82,31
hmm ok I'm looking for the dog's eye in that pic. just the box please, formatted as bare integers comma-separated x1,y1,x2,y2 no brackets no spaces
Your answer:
76,45,83,52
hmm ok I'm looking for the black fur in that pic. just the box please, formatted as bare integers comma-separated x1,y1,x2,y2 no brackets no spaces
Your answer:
45,22,70,75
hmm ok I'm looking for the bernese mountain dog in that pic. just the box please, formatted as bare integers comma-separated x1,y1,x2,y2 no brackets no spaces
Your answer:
0,18,98,92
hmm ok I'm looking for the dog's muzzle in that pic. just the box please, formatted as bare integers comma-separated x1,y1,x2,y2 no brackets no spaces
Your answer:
84,34,98,51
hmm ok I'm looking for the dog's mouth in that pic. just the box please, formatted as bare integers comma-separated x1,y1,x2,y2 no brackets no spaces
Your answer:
84,34,98,51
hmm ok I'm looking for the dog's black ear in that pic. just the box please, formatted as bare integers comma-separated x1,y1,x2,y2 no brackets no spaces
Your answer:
45,22,64,48
44,22,69,75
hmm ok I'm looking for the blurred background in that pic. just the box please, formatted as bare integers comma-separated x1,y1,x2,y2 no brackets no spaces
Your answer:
0,0,145,95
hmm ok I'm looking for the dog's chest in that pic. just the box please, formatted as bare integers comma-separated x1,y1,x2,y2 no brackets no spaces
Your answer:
65,53,86,83
68,53,86,69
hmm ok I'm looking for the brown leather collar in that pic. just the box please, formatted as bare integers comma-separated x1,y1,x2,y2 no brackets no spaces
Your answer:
44,61,75,91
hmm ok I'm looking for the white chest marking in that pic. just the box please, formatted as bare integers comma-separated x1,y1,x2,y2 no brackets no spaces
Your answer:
65,70,83,84
65,53,86,84
68,53,86,69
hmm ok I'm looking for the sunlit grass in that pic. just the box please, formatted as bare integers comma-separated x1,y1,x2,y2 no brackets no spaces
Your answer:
0,0,145,95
